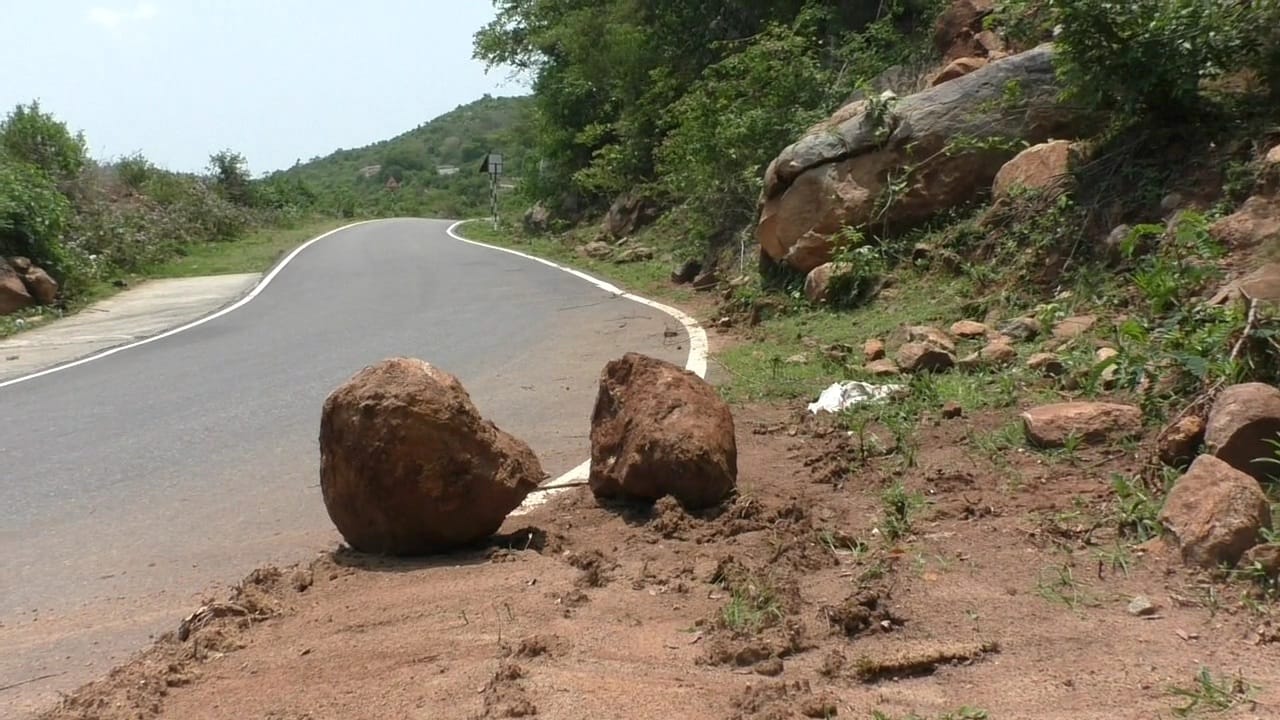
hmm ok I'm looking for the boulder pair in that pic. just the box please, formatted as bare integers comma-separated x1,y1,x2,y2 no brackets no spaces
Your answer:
318,353,736,556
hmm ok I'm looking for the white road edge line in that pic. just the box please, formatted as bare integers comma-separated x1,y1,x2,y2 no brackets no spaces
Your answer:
0,220,379,390
444,220,710,515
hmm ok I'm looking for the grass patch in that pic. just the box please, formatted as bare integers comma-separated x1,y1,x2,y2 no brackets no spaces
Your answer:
144,218,347,278
1168,667,1257,717
718,576,785,634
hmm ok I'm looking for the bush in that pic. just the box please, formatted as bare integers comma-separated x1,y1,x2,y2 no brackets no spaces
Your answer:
1051,0,1280,119
0,101,88,184
0,157,72,272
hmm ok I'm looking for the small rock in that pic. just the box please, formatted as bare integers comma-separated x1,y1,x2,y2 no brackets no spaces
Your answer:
992,140,1078,200
785,354,809,365
671,259,702,284
1102,224,1133,261
896,342,956,374
1210,195,1280,249
941,402,963,419
615,246,654,263
803,261,852,304
1159,455,1272,569
690,269,719,291
578,241,613,260
906,325,956,353
1052,315,1097,340
863,339,886,362
1158,416,1206,468
1027,352,1066,377
1094,347,1120,387
1205,383,1280,483
998,317,1042,341
1242,543,1280,578
1021,402,1142,448
290,568,314,592
1160,192,1184,215
979,340,1017,366
865,359,900,377
930,56,988,86
1127,595,1157,617
754,657,785,677
950,320,989,338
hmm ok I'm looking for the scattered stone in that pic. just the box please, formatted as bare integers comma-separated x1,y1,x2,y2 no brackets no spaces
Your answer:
1026,352,1066,377
1127,595,1157,617
1242,543,1280,578
1102,224,1133,261
866,359,900,377
949,320,989,338
896,342,956,374
1210,195,1280,249
942,402,964,419
522,203,551,234
319,358,544,555
1159,454,1272,569
1158,416,1206,468
614,246,654,263
1205,383,1280,483
671,259,702,285
998,317,1041,341
603,190,658,239
906,325,957,353
578,241,613,260
0,258,34,315
20,266,58,305
931,56,988,86
863,338,886,362
978,340,1017,366
1209,262,1280,308
590,353,737,510
803,261,851,304
785,354,809,365
755,658,785,677
1052,315,1096,340
992,140,1078,201
1021,402,1142,448
690,269,719,291
1094,346,1120,387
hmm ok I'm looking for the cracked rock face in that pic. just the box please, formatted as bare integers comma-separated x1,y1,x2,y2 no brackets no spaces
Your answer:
757,45,1086,273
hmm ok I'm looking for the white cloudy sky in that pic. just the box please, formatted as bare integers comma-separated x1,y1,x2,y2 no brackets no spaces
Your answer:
2,1,521,173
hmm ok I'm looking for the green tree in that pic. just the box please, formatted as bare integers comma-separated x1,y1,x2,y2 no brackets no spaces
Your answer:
0,156,72,270
0,101,88,183
208,149,253,206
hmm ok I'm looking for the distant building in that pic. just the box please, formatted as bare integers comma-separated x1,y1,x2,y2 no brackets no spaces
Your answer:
358,164,382,179
436,165,460,176
384,176,401,191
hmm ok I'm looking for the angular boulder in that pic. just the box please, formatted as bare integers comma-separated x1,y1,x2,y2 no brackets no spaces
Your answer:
1205,383,1280,483
319,358,544,555
590,353,736,510
950,320,989,338
1051,315,1096,340
21,266,58,305
602,191,657,239
998,316,1042,341
803,261,850,304
1158,415,1206,468
0,258,34,315
1021,402,1142,448
1210,196,1280,249
758,46,1084,273
931,56,988,86
863,338,887,362
866,358,900,377
897,342,956,373
933,0,995,60
1159,455,1271,569
991,139,1077,200
522,203,551,234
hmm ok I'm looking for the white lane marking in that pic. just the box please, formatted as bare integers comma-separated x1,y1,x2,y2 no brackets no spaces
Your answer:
443,220,710,514
0,220,378,390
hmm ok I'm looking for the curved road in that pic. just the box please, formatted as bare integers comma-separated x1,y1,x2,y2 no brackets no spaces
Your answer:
0,219,689,715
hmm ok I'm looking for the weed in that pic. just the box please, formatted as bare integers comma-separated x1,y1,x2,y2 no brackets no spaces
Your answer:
1111,473,1164,542
879,481,926,542
719,579,784,634
1167,667,1256,717
1036,562,1097,610
872,708,989,720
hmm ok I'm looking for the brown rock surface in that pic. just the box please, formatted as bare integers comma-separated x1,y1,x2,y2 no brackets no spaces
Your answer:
1159,455,1271,569
1205,383,1280,483
1021,402,1142,448
319,358,544,555
590,353,737,510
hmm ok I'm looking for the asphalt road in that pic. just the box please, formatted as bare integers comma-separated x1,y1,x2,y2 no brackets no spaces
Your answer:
0,218,689,715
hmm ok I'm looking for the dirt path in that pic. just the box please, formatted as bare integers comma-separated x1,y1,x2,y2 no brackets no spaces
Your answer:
32,402,1280,720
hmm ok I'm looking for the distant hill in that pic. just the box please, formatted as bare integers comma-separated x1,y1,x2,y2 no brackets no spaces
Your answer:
276,94,533,219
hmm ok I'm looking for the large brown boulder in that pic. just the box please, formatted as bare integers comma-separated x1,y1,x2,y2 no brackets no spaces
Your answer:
1210,196,1280,249
1205,383,1280,483
21,266,58,305
1021,402,1142,448
319,358,544,555
803,261,850,304
590,353,736,509
991,139,1078,200
603,191,657,239
0,257,34,315
1159,455,1271,569
933,0,995,60
757,45,1085,273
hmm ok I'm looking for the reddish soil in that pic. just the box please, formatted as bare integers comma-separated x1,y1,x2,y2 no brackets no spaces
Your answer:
33,403,1280,720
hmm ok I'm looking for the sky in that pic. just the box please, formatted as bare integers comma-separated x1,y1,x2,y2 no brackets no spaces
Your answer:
1,1,522,174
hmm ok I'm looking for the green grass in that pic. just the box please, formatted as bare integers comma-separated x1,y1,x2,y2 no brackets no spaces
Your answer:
144,218,348,278
1168,668,1257,717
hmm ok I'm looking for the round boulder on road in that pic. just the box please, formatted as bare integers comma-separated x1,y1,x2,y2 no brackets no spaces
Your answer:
319,358,544,555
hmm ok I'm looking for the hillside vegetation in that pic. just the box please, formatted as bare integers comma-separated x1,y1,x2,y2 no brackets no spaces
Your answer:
277,94,533,220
